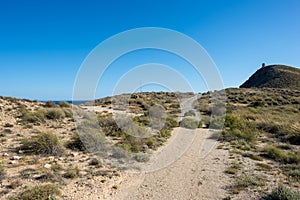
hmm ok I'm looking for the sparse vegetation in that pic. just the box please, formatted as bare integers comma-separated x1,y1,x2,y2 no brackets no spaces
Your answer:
9,184,61,200
225,160,243,175
66,132,86,151
264,186,300,200
59,101,71,108
263,145,300,164
45,108,65,120
89,158,101,166
184,110,196,117
44,100,57,108
233,175,265,193
0,163,5,182
19,132,64,156
134,153,150,162
20,108,46,124
64,166,80,179
1,86,300,199
180,117,199,129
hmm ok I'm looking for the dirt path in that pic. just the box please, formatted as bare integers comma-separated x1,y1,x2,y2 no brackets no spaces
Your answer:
106,128,231,200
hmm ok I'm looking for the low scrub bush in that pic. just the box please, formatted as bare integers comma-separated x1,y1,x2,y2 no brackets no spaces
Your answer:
9,184,61,200
19,132,64,156
180,117,199,129
98,116,121,137
21,109,46,124
250,100,264,107
281,165,300,182
59,101,71,108
66,132,86,151
164,117,179,129
159,129,172,139
209,116,225,129
264,186,300,200
89,158,101,166
224,167,237,174
233,175,265,193
20,168,37,179
45,108,65,120
224,115,239,129
263,146,300,164
134,153,150,162
221,129,256,143
242,152,263,161
63,166,80,179
44,101,57,108
184,110,196,117
73,119,107,153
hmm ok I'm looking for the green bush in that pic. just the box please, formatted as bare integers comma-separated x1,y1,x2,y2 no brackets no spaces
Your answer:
242,152,263,161
164,117,179,129
224,167,237,174
98,116,121,137
282,165,300,182
198,121,203,128
45,108,65,120
180,117,199,129
19,132,64,156
20,168,37,179
250,100,264,107
21,109,46,124
44,101,57,108
264,146,300,164
10,184,61,200
59,101,71,108
184,110,196,117
73,120,107,153
224,115,239,129
159,129,172,139
89,158,101,166
134,153,150,162
62,108,73,118
66,132,86,151
264,186,300,200
209,116,225,129
233,175,265,193
221,129,256,143
63,166,80,179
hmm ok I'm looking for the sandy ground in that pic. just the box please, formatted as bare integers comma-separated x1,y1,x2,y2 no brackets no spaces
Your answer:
103,128,231,200
74,105,232,200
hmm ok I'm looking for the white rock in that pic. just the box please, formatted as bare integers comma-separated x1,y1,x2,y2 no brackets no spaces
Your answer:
44,164,52,169
3,153,9,157
11,156,22,160
9,160,17,164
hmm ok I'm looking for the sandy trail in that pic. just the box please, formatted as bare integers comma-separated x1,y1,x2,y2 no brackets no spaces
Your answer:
107,128,231,200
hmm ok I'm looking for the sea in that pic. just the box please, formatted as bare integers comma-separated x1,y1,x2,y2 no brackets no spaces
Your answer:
40,100,88,105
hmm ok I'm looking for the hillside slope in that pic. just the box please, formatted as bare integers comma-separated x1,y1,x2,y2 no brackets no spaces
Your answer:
240,64,300,90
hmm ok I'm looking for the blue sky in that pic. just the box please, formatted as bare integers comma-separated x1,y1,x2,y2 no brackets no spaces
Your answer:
0,0,299,100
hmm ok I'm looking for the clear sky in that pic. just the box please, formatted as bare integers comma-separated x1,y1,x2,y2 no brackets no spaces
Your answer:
0,0,299,100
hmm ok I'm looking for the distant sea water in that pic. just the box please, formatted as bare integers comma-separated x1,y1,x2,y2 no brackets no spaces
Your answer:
40,100,88,105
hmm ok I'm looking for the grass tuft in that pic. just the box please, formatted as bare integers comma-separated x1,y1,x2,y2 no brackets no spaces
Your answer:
9,184,61,200
19,132,64,156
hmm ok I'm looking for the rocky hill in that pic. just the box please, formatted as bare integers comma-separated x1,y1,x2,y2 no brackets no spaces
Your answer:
240,64,300,90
